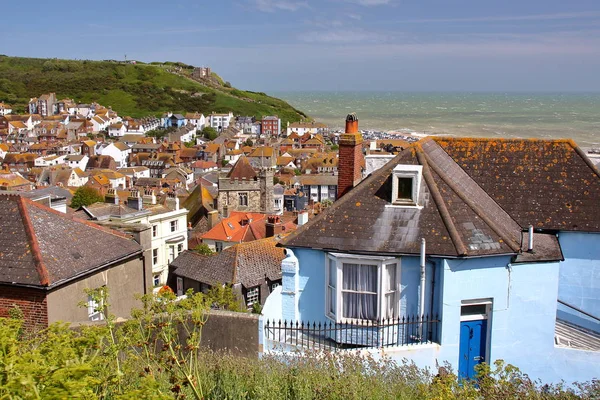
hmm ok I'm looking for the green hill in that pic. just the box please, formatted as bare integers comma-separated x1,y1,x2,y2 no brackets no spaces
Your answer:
0,56,309,124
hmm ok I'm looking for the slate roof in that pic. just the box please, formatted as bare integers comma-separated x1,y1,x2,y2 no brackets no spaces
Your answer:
280,137,572,261
0,195,142,287
171,237,285,288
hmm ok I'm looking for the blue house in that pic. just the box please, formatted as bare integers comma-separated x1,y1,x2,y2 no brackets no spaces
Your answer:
261,116,600,385
162,112,186,129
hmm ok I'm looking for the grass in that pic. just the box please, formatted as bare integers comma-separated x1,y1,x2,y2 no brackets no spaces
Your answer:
0,55,308,124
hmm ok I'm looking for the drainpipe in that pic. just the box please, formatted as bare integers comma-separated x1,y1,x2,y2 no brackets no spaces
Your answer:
528,225,534,252
419,238,426,340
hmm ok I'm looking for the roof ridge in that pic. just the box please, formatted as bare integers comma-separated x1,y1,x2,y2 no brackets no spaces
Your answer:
415,146,467,256
571,141,600,180
16,197,50,286
420,143,521,253
27,198,133,240
433,136,574,144
231,245,240,283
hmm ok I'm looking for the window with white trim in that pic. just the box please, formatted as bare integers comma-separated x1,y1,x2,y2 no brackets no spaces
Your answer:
152,225,158,237
169,245,175,262
326,254,400,322
177,243,184,254
391,164,423,207
170,220,178,232
152,248,159,265
246,286,260,308
87,288,105,321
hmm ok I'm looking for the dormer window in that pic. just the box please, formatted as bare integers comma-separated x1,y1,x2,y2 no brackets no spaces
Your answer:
391,165,423,207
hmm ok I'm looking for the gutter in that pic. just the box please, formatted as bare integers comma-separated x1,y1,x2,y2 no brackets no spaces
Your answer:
5,249,145,291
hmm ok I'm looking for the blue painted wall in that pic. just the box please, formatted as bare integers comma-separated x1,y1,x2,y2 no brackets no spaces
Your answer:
557,232,600,333
265,247,600,385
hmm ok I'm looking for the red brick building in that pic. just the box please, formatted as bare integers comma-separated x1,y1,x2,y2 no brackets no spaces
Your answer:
261,116,281,137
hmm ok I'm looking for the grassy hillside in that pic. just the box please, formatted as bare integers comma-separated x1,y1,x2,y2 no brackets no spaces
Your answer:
0,56,309,124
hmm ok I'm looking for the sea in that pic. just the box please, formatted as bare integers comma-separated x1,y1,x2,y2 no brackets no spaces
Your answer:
273,92,600,148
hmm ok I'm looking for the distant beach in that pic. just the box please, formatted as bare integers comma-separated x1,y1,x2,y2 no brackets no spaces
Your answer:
273,92,600,147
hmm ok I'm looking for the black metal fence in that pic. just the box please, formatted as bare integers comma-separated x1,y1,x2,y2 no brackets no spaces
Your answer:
264,314,440,351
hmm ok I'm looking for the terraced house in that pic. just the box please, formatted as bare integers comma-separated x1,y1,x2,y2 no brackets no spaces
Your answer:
262,114,600,386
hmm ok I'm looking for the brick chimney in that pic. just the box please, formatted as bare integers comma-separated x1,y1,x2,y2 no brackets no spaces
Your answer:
265,215,283,237
337,113,363,198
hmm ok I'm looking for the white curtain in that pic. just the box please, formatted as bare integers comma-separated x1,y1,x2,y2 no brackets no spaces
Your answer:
342,263,377,320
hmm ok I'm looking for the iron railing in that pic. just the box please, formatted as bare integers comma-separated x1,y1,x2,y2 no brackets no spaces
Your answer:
264,314,440,351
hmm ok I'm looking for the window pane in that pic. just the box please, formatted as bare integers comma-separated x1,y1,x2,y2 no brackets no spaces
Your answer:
385,293,396,319
328,286,336,314
343,292,377,320
397,177,412,200
385,263,396,292
329,259,336,288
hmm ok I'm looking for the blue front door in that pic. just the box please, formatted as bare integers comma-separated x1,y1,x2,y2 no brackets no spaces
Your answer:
458,319,487,380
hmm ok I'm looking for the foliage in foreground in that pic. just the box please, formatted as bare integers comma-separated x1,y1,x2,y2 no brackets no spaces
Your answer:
0,291,597,399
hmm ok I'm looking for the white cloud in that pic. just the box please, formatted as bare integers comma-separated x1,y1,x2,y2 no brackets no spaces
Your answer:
394,11,600,24
253,0,309,12
343,0,391,5
300,29,387,43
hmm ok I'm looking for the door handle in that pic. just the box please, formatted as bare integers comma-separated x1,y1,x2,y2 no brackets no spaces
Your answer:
473,356,482,361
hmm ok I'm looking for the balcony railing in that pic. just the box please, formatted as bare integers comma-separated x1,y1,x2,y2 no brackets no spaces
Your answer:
264,314,440,351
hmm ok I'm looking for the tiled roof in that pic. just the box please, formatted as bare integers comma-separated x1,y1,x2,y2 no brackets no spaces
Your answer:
0,195,141,287
171,237,284,288
201,212,267,242
435,138,600,232
281,138,571,261
226,156,257,180
248,147,275,158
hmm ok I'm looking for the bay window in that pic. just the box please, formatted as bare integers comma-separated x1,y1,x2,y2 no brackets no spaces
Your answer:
326,253,400,322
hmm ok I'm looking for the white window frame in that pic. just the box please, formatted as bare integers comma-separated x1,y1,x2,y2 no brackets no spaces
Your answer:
170,220,178,232
152,224,158,238
326,253,400,323
246,286,260,308
168,245,175,262
389,164,423,208
87,289,105,322
152,248,159,265
215,241,223,252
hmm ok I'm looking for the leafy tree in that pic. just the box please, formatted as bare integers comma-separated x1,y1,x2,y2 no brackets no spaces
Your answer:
294,168,302,176
330,144,339,151
244,138,253,147
221,159,229,167
193,243,214,255
70,186,103,209
202,126,218,141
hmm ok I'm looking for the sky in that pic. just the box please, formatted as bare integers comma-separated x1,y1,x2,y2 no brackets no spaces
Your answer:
2,0,600,92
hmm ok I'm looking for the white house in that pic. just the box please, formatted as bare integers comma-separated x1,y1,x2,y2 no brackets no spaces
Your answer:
91,115,110,132
64,154,89,170
108,122,127,137
34,154,66,167
68,168,88,187
97,142,131,168
209,111,234,132
117,166,150,182
185,112,206,131
0,102,12,116
79,189,189,286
